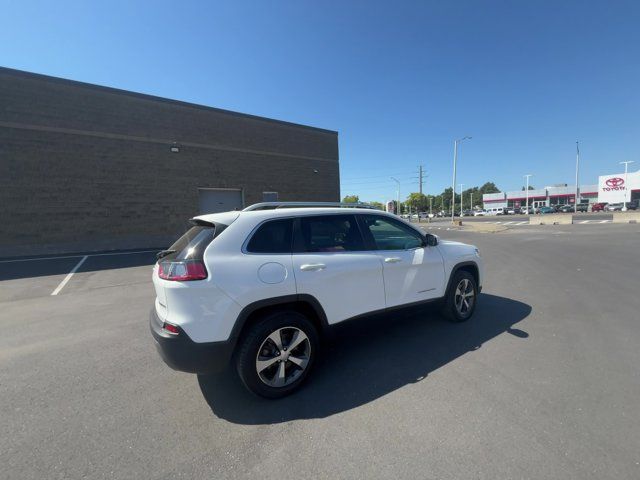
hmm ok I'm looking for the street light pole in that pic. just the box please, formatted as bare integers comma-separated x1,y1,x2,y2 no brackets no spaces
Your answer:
459,183,464,216
575,141,580,213
391,177,401,216
451,136,472,223
470,192,473,211
620,161,635,211
524,174,533,214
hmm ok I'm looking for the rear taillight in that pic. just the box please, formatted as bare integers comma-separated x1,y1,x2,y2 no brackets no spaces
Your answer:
158,259,207,281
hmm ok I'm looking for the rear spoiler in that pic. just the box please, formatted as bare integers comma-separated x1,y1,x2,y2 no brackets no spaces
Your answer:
190,218,216,227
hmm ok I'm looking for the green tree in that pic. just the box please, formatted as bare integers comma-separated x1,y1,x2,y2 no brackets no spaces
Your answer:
368,201,385,211
479,182,500,194
461,186,480,210
405,192,429,212
521,185,535,190
342,194,359,203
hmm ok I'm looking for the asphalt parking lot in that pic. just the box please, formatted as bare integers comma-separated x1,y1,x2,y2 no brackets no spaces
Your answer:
2,223,640,479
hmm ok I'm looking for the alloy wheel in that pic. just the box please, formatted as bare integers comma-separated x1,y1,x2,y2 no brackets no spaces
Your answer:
454,278,475,316
255,327,311,388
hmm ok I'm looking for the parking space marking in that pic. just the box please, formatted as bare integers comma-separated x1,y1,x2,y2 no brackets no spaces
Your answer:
579,220,591,224
599,220,610,223
0,249,160,264
51,256,88,296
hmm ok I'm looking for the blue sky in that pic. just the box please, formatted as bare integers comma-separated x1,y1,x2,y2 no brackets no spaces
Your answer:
2,0,639,202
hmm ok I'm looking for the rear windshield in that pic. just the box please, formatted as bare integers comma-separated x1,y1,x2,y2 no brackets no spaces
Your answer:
163,224,222,261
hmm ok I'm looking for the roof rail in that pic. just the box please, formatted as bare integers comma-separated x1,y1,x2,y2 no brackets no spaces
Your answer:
243,202,378,211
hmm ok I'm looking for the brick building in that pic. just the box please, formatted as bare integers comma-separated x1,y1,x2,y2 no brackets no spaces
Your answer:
0,67,340,256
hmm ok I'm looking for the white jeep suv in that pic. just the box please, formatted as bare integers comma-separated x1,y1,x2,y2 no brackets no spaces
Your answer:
150,203,483,398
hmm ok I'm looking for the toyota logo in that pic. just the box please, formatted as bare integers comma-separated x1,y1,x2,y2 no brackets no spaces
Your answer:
606,177,624,187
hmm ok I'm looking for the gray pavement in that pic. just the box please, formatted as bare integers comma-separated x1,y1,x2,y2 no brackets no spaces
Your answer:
2,224,640,479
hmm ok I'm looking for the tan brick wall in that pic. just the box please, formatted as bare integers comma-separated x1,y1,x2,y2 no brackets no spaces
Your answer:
0,68,340,256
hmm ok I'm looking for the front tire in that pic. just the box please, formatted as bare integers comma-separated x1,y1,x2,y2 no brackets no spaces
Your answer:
236,311,319,399
442,271,478,322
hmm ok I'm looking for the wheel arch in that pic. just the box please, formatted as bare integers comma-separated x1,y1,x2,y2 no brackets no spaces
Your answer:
445,261,480,296
229,294,329,353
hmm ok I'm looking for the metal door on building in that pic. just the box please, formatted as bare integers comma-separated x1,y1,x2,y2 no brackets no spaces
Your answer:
198,188,243,214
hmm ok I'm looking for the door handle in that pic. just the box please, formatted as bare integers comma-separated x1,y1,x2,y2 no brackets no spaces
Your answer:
384,257,402,263
300,263,326,271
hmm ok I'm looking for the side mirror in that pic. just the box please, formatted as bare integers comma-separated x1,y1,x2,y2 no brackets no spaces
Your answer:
425,233,438,247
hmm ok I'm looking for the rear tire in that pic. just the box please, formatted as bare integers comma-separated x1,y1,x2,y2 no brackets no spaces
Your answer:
442,271,477,322
236,311,319,399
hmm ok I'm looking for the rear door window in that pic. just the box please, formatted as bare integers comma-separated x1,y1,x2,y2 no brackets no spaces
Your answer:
246,218,293,253
296,215,365,252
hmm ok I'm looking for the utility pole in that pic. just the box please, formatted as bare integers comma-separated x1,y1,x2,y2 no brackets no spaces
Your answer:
459,183,465,216
429,196,433,215
620,161,635,211
574,141,580,213
419,165,423,195
470,192,473,211
524,174,533,214
391,177,401,216
451,137,472,223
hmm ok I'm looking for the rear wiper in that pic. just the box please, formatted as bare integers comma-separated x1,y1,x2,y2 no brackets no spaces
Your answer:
156,249,176,259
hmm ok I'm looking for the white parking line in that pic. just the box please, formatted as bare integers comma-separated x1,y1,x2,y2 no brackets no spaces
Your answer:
0,249,159,264
502,221,515,225
579,220,591,224
599,220,610,223
51,256,88,296
515,221,528,225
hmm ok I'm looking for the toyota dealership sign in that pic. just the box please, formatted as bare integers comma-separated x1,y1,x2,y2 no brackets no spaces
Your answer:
599,171,639,203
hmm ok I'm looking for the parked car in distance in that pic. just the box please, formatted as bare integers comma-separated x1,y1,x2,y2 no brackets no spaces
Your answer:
473,210,486,216
461,209,474,217
576,203,589,212
626,200,638,210
150,203,484,398
606,203,624,211
591,202,607,212
559,205,574,213
486,207,505,215
520,206,534,214
538,206,555,214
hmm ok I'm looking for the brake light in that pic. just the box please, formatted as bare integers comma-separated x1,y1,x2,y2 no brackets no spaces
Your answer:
158,260,207,281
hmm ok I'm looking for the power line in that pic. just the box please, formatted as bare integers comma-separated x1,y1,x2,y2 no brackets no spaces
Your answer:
340,171,416,181
341,182,419,192
340,177,416,186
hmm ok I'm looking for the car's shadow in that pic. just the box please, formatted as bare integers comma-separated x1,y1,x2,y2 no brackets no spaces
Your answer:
197,293,531,425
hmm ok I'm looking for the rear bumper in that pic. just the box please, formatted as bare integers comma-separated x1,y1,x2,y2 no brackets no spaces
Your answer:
149,308,234,374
